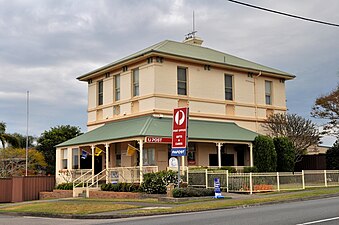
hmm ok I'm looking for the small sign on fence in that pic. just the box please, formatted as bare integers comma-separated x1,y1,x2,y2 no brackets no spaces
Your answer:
214,178,224,199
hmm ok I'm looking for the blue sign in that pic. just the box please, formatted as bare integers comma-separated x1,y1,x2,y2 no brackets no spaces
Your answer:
171,148,187,157
214,178,224,198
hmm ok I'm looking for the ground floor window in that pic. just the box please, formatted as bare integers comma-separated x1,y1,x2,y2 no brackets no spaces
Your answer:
187,143,196,165
143,148,155,166
72,148,79,169
61,149,68,169
115,144,121,167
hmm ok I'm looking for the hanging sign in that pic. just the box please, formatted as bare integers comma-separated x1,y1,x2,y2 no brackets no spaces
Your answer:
171,107,189,156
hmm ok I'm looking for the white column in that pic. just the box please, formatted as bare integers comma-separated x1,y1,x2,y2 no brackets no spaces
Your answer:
91,145,95,177
139,139,144,183
249,143,253,167
217,143,222,168
105,143,109,184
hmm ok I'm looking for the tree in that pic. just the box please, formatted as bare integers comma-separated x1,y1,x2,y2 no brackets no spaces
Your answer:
311,84,339,136
262,113,321,163
273,137,295,172
326,140,339,170
0,147,47,177
36,125,82,174
12,133,36,149
0,122,19,148
253,135,277,172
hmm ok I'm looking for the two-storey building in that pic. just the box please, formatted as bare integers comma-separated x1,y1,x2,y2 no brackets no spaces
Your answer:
56,37,294,184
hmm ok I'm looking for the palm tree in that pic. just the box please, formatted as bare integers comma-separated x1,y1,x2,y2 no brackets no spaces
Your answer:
0,122,19,148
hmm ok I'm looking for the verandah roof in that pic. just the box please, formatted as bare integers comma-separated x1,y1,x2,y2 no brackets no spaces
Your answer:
56,116,258,147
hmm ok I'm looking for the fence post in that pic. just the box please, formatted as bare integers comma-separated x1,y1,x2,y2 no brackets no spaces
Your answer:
249,172,253,195
226,170,229,193
324,170,328,187
205,169,208,189
302,170,305,189
277,172,280,192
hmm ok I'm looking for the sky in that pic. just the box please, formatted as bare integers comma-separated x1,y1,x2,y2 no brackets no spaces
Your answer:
0,0,338,146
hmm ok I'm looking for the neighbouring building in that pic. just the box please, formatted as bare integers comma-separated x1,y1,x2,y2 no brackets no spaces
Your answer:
55,36,295,184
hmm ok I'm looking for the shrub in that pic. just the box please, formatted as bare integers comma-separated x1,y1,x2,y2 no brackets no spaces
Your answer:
243,166,258,173
207,166,236,173
172,187,215,198
253,135,277,172
273,137,295,172
101,183,140,192
56,182,73,190
140,170,177,194
326,140,339,170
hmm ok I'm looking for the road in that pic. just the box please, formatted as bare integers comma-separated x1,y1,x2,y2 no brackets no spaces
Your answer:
1,197,339,225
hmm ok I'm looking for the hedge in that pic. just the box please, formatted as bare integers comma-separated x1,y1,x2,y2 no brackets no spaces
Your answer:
172,187,215,198
101,183,140,192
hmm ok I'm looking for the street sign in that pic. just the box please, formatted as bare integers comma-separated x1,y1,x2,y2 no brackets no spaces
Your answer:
214,178,224,199
171,107,189,156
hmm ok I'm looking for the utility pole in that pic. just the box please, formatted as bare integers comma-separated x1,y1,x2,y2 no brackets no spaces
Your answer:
25,91,29,176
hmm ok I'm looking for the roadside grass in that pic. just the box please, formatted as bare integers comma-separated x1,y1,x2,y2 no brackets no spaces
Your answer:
0,201,139,215
123,186,339,215
0,187,338,216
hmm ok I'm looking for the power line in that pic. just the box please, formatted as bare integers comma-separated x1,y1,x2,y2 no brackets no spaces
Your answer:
227,0,339,28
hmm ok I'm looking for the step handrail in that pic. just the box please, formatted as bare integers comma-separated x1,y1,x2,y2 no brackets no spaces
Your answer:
73,169,93,189
86,169,107,189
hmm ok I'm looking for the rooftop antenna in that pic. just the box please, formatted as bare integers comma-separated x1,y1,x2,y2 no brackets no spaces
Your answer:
185,11,197,40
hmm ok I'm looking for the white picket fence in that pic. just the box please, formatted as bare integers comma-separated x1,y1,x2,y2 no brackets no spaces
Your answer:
186,169,339,194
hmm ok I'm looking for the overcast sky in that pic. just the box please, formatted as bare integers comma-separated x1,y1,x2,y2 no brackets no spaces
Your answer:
0,0,338,146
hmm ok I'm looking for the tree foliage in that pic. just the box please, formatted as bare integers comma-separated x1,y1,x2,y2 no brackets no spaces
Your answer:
0,147,47,177
12,133,36,149
0,122,19,148
326,140,339,170
311,84,339,136
36,125,82,174
253,135,277,172
262,113,320,163
273,137,295,172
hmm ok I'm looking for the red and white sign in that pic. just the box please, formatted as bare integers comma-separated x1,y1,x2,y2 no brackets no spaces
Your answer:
145,136,172,143
171,107,189,149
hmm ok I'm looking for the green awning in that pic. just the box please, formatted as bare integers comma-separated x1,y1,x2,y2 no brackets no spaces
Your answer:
56,116,258,147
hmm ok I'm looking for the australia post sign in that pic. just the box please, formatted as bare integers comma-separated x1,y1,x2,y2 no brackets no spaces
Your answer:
171,107,189,156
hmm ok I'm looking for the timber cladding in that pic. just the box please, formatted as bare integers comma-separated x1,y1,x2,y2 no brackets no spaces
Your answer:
0,176,55,203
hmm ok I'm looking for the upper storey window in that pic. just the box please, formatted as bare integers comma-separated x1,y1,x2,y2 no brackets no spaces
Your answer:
177,67,187,95
132,68,139,97
224,74,233,101
265,80,272,105
98,80,103,105
114,75,120,101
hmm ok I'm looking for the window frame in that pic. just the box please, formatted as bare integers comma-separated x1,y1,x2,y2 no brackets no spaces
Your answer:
143,148,155,166
265,80,272,105
177,67,187,96
61,149,68,170
132,68,139,97
98,80,103,105
224,74,233,101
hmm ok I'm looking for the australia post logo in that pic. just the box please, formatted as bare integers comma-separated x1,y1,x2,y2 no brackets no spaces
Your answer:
172,107,188,150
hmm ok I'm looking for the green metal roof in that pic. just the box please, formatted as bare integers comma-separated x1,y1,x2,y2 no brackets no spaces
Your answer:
56,116,258,147
77,40,295,80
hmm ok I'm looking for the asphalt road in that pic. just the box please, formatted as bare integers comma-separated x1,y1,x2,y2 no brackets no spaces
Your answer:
1,197,339,225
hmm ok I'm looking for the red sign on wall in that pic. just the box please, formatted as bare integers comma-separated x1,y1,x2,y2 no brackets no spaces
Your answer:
171,107,189,156
144,136,172,143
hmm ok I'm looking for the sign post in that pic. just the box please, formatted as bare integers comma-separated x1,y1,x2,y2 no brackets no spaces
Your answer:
171,107,189,188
